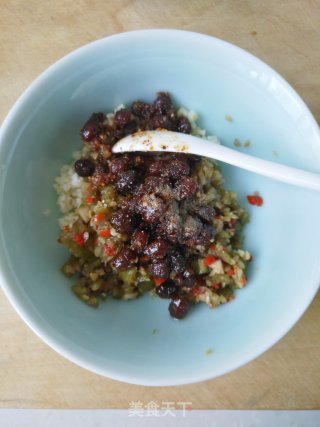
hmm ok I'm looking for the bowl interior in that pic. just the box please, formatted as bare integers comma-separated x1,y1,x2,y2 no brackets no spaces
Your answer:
1,30,320,385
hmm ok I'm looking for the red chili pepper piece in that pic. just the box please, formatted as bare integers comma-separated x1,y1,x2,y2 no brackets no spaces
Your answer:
95,212,104,222
104,244,114,256
246,194,263,206
204,255,216,266
154,277,166,286
73,233,86,246
99,228,111,238
86,196,94,204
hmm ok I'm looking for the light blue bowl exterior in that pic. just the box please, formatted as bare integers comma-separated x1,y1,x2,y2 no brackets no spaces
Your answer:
0,30,320,386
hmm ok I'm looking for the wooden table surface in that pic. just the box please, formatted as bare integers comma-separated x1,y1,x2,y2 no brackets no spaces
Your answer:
0,0,319,410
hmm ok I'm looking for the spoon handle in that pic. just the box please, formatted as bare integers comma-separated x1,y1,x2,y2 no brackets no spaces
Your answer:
112,130,320,192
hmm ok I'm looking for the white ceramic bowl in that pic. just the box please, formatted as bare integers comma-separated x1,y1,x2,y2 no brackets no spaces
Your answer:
0,30,320,385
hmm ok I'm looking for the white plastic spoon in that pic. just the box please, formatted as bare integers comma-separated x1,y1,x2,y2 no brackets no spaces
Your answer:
112,130,320,191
